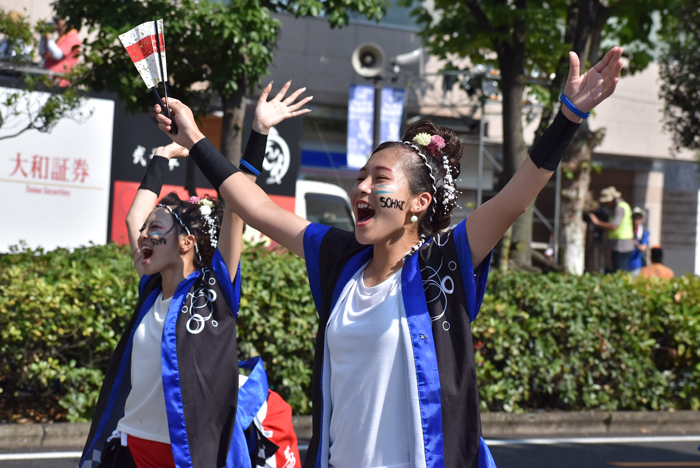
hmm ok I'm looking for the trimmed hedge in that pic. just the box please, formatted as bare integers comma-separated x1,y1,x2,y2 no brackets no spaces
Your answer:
475,271,700,412
0,243,699,422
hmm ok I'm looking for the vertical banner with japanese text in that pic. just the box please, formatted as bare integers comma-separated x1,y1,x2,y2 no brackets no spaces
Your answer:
0,87,114,252
380,87,405,143
346,84,375,170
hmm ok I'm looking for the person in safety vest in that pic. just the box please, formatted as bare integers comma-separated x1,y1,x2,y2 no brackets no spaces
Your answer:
588,186,634,272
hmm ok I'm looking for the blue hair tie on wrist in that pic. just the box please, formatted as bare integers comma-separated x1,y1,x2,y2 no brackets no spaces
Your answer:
240,159,261,177
560,93,590,119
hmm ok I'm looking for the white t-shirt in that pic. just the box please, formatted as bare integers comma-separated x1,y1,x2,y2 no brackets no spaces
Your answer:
327,267,411,468
117,292,173,443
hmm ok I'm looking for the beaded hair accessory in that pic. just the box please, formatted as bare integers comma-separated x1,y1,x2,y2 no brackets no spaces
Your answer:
404,132,459,218
398,132,458,261
188,196,218,249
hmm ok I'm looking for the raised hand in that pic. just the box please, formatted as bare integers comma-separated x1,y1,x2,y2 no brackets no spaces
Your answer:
155,98,205,149
564,47,624,115
252,81,312,135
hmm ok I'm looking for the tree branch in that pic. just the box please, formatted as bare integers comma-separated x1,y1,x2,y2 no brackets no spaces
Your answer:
461,0,493,33
0,125,34,141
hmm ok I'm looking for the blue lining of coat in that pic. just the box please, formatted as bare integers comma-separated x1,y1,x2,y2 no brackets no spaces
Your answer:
162,270,200,468
303,223,331,314
453,219,492,322
224,357,268,468
79,286,159,468
236,357,269,428
210,248,241,317
402,252,445,468
479,437,498,468
227,417,252,468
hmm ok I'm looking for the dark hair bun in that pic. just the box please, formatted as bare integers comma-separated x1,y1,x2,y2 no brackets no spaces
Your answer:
402,121,463,236
159,192,224,269
403,121,463,176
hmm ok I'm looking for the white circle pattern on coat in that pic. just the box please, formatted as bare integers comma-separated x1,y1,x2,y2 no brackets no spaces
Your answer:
182,269,219,334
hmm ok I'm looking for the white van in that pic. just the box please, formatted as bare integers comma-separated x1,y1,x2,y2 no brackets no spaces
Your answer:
243,180,354,244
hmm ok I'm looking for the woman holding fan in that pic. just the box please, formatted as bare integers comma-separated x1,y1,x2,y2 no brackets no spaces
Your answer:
155,48,623,468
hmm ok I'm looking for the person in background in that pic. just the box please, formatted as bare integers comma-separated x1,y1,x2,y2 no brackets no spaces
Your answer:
589,186,634,272
39,15,80,86
628,207,649,276
639,246,675,279
0,10,34,61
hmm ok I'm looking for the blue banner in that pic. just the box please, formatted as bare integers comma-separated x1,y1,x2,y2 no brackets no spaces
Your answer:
346,84,375,169
380,87,405,143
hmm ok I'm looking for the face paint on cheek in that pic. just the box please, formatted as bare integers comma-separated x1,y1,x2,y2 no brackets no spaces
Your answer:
379,196,405,211
376,184,395,195
150,233,167,246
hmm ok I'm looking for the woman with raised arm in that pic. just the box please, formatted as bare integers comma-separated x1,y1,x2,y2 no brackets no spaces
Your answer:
79,83,311,468
155,48,623,468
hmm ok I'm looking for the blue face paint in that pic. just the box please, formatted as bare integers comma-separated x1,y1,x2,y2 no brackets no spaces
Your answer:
376,184,394,194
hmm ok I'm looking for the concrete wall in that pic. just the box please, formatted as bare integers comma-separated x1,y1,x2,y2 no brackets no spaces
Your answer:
591,62,695,162
262,13,422,108
661,162,700,275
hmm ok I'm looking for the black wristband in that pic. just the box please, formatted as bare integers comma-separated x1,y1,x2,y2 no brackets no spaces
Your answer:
138,155,169,195
189,138,240,190
241,130,268,177
529,111,581,171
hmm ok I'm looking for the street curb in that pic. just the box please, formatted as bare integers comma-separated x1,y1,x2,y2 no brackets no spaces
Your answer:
1,412,698,449
479,411,700,437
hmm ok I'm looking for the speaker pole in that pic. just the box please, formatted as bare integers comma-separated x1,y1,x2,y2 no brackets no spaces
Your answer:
373,78,382,148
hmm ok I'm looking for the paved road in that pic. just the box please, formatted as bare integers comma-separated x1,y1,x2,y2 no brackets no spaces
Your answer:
2,437,699,467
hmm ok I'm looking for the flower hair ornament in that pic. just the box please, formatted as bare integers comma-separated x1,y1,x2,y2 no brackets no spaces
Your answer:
188,196,218,249
403,132,459,218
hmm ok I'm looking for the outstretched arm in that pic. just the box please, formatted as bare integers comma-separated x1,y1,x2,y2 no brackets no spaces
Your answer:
155,83,313,258
465,47,624,267
217,81,312,270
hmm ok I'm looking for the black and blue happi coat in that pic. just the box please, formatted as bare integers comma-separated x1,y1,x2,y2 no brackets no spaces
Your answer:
79,249,250,468
302,219,497,468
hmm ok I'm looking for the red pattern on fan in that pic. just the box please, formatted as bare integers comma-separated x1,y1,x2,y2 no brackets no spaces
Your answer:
118,20,167,89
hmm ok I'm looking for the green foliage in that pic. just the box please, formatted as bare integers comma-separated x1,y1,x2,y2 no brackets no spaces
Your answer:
0,10,89,140
475,270,700,412
658,0,700,154
54,0,388,115
404,0,668,94
2,244,699,422
0,243,139,422
237,244,317,414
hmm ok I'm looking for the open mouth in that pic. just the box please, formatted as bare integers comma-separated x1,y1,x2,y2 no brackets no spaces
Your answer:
356,202,375,225
142,246,153,260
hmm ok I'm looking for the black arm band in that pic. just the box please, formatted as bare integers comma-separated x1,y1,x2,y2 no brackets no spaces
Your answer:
241,130,268,177
138,155,169,195
529,111,581,171
189,138,240,190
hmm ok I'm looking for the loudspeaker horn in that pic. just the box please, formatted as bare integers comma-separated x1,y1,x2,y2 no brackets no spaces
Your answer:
351,42,386,78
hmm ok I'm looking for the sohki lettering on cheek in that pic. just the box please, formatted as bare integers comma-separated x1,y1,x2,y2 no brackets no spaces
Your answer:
150,234,167,246
379,196,405,211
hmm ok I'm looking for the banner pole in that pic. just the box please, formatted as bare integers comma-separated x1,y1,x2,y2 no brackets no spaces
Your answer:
154,20,177,134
